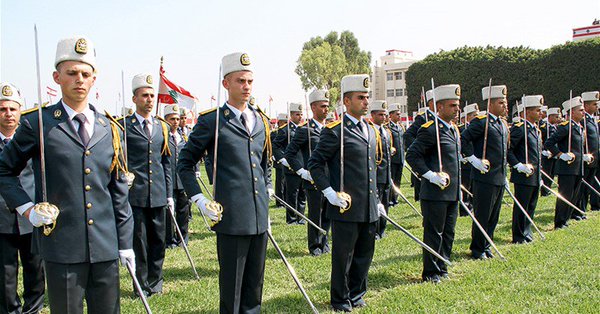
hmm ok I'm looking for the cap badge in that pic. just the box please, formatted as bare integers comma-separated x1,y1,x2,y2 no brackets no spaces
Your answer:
146,75,153,84
363,78,369,88
324,91,330,99
240,53,251,66
540,98,544,105
74,38,88,54
173,105,179,112
455,87,461,97
1,85,12,97
53,109,62,119
502,87,507,96
382,102,388,109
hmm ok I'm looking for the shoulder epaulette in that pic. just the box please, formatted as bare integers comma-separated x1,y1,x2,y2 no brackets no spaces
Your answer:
457,123,464,128
421,121,434,128
277,122,289,131
515,122,524,128
476,115,486,120
21,106,44,116
559,121,569,126
417,111,425,116
326,120,341,129
115,116,125,122
104,111,124,131
200,108,217,116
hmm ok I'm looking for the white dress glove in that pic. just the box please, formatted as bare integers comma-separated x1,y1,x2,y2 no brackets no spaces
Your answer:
28,209,54,227
278,158,290,168
268,188,275,198
119,249,136,272
422,171,449,188
583,154,593,163
322,187,348,208
167,197,175,214
377,203,386,217
296,168,313,182
541,150,552,158
514,163,533,175
195,171,202,179
559,153,574,162
466,155,489,173
194,194,219,221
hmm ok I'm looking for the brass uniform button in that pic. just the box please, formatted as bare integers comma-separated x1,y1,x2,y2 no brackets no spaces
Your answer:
85,185,91,191
88,219,94,225
85,168,91,174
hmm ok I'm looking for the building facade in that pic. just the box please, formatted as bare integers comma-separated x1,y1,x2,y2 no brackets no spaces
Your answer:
371,49,419,117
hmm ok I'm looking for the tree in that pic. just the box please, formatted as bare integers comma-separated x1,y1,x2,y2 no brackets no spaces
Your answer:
295,31,371,104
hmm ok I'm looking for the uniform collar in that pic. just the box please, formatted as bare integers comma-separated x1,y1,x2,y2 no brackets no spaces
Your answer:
61,100,94,124
311,118,323,129
344,113,366,126
134,112,153,125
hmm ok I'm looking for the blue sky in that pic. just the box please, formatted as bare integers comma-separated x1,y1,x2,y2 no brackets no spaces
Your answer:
1,0,599,116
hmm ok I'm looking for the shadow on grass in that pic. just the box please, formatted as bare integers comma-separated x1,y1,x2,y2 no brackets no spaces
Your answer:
163,264,218,281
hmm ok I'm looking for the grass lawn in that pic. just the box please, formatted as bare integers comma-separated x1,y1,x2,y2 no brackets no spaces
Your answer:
35,168,600,313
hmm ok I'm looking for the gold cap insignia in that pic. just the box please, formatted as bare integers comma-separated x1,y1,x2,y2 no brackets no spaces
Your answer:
382,102,388,109
540,97,544,105
173,105,179,112
74,38,88,54
455,87,461,97
298,104,303,111
363,78,369,88
53,109,62,118
596,93,599,100
224,108,230,117
1,85,13,97
132,118,137,123
240,53,251,66
324,91,330,99
146,75,153,84
502,87,507,96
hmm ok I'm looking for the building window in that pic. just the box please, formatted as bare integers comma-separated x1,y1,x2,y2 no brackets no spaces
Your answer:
386,73,393,81
395,89,403,96
395,72,402,80
386,89,394,97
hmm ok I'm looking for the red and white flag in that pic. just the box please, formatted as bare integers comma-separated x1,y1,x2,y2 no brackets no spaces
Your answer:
46,86,58,97
573,24,600,41
158,65,198,111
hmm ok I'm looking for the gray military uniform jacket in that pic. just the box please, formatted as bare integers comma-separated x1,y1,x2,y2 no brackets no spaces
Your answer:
0,102,133,264
307,115,379,223
0,139,34,235
177,104,272,235
120,115,173,207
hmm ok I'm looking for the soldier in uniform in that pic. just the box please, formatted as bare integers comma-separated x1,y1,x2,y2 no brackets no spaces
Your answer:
284,89,331,256
178,107,192,139
458,103,479,215
387,103,405,206
0,36,134,313
461,85,509,259
273,103,306,224
406,84,461,283
507,95,543,243
404,90,434,201
0,83,45,314
308,74,383,312
580,91,599,214
164,104,191,248
583,92,600,211
370,100,392,239
178,52,273,313
544,97,585,229
272,113,288,207
540,107,560,196
121,73,173,296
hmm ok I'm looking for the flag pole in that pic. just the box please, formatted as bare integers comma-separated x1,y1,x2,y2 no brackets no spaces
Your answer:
156,56,164,115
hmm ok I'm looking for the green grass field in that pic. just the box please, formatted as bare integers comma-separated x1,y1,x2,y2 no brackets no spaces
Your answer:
33,168,600,313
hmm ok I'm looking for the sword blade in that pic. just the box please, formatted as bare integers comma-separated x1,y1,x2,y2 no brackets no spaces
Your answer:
126,261,153,314
33,25,47,202
459,200,506,260
272,195,326,235
503,184,545,240
391,183,422,217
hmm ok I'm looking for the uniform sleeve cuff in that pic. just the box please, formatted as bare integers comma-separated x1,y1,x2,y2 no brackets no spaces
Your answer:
16,202,34,215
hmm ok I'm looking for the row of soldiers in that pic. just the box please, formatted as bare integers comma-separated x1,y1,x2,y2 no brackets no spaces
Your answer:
0,33,597,314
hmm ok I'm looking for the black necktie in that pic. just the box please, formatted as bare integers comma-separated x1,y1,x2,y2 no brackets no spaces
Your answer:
3,138,10,145
73,113,90,146
357,121,367,139
240,112,250,134
143,120,151,138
